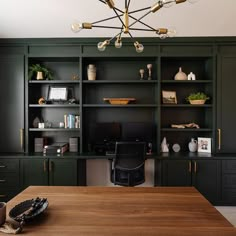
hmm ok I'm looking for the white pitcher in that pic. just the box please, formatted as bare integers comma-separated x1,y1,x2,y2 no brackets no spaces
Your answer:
188,138,198,152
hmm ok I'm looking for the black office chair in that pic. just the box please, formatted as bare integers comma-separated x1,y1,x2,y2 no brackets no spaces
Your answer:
111,141,146,187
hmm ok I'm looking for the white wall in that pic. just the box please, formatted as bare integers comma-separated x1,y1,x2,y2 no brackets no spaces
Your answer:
0,0,236,38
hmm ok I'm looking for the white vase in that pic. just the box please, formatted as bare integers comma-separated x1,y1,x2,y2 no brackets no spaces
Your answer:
188,138,198,152
36,71,44,80
87,64,96,80
174,67,187,80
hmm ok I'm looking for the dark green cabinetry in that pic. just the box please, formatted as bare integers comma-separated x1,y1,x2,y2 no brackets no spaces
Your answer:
26,56,81,153
160,55,214,152
0,54,25,152
20,158,83,189
158,159,220,204
0,158,20,202
217,47,236,152
222,159,236,205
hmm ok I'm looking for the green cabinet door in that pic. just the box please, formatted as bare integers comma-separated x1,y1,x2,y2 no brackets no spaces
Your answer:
192,160,220,204
20,159,48,189
217,55,236,153
0,55,24,152
49,159,77,186
162,160,191,186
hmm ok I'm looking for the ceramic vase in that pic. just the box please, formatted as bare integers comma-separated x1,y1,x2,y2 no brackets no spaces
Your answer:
174,67,187,80
87,64,96,80
36,71,44,80
188,138,198,152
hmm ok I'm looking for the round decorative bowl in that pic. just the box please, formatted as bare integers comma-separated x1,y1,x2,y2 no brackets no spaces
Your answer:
189,99,206,105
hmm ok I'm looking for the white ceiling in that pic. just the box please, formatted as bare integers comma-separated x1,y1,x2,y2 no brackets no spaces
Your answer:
0,0,235,38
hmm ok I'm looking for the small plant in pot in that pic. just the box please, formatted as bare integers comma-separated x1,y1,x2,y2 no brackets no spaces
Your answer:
186,92,210,105
28,64,53,80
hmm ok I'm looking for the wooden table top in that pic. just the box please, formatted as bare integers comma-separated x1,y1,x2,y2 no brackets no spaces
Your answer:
2,186,236,236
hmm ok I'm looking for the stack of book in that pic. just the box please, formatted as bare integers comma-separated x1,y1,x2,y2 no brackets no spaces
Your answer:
43,142,69,154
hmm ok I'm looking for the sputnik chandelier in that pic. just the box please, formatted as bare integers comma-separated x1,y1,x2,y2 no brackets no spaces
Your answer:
71,0,198,53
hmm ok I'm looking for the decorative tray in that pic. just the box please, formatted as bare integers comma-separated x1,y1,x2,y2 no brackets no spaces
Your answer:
9,197,48,223
103,98,136,105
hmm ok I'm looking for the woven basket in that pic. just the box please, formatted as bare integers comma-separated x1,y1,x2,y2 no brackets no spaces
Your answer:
189,99,206,105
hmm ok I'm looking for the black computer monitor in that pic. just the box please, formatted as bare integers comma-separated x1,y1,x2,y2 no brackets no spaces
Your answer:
89,122,121,154
122,122,154,143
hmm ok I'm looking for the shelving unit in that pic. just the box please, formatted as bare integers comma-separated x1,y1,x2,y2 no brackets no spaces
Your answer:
159,56,214,152
81,56,158,153
26,56,81,153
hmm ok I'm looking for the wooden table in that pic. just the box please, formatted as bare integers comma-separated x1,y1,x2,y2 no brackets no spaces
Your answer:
3,186,236,236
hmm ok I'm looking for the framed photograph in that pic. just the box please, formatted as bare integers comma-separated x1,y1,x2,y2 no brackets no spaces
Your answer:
197,137,211,153
162,90,177,104
48,86,68,101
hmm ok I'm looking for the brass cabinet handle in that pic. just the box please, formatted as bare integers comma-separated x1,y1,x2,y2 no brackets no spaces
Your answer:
218,128,221,150
0,166,6,168
0,180,6,183
43,160,47,172
188,161,192,173
20,128,24,151
194,161,197,174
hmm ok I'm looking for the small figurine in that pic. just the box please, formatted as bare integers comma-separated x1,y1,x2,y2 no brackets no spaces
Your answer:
161,137,169,153
187,72,196,80
139,69,145,80
147,64,152,80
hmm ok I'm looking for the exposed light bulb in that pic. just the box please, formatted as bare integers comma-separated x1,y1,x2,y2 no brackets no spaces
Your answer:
97,40,110,52
162,0,175,8
188,0,199,3
71,22,83,33
114,36,122,48
134,41,144,53
167,27,177,37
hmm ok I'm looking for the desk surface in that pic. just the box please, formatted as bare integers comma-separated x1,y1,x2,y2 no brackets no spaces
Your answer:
4,186,236,236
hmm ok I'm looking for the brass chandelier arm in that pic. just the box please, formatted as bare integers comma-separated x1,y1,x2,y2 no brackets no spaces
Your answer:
92,25,123,30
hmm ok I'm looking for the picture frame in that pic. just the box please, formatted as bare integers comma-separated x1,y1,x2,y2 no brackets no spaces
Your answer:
162,90,177,104
48,86,68,101
197,137,211,153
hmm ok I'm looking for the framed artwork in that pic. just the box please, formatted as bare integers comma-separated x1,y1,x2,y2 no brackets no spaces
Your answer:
162,90,177,104
197,137,211,153
48,86,68,101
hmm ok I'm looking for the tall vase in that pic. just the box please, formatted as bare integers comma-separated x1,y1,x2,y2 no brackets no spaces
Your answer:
87,64,96,80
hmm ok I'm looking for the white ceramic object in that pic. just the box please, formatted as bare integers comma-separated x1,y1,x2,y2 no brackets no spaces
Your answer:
188,138,198,152
161,137,169,152
187,72,196,80
174,67,187,80
87,64,96,80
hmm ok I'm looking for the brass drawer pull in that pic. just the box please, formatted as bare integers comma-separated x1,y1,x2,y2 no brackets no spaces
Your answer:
194,161,197,174
218,128,221,150
0,180,6,183
0,165,6,168
188,161,192,173
0,195,6,198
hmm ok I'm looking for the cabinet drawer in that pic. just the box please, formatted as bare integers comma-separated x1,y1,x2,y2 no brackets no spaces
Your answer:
0,159,19,172
222,160,236,173
0,188,20,202
0,172,20,187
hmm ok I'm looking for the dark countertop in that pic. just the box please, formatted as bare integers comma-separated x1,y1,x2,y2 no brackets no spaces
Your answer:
0,152,236,160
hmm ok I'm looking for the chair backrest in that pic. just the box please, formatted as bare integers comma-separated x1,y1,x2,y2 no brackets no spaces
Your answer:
112,141,146,186
114,141,146,170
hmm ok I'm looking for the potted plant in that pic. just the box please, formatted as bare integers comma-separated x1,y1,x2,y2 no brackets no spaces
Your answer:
186,92,210,104
28,64,53,80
